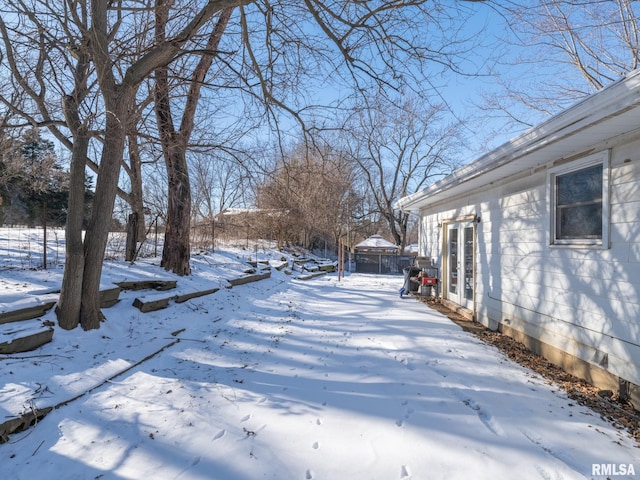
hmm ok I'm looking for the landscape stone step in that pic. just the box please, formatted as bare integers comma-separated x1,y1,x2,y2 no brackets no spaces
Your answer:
0,295,58,325
115,280,177,291
0,286,122,327
99,286,122,308
0,286,122,356
132,292,176,313
175,287,221,304
0,319,54,354
298,271,328,281
227,270,271,286
132,270,272,313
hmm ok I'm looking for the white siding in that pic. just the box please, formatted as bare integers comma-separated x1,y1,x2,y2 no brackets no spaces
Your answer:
419,138,640,385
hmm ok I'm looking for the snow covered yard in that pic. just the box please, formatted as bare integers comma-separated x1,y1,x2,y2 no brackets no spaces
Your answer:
1,260,640,479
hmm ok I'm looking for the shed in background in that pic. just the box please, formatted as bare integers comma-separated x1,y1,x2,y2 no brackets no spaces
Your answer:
353,235,411,274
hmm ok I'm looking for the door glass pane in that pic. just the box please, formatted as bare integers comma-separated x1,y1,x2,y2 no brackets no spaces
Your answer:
464,226,473,301
449,227,458,295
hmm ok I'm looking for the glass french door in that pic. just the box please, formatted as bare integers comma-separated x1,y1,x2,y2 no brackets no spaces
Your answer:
445,222,475,310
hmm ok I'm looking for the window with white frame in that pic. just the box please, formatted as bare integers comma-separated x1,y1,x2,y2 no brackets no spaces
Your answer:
548,150,610,247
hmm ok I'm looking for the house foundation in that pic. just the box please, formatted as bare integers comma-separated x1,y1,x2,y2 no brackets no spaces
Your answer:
499,322,640,411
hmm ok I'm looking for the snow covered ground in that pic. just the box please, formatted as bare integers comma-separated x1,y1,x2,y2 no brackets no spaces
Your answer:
1,236,639,479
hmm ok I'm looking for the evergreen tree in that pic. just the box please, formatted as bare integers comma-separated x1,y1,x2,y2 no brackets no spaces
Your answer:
0,129,69,227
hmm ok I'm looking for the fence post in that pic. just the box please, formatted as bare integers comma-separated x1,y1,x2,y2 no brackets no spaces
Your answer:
338,238,342,281
42,203,48,270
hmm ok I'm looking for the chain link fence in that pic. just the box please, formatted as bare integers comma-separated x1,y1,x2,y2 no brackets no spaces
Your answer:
353,253,414,275
0,227,161,270
0,226,285,271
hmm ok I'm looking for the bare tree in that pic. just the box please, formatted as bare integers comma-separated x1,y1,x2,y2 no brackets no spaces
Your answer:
68,0,246,329
255,142,358,249
154,4,234,275
191,150,248,249
153,0,490,272
0,1,158,326
254,150,307,248
479,0,640,132
0,3,99,327
514,0,639,89
0,0,241,329
342,94,464,250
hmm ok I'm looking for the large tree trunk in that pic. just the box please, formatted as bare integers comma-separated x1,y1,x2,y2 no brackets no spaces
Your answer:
154,61,192,276
161,144,192,275
155,0,190,276
127,133,147,240
125,212,139,262
80,90,132,330
154,6,233,276
122,131,147,260
57,93,90,330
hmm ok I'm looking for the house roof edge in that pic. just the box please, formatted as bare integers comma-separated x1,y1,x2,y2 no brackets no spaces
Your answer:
395,69,640,212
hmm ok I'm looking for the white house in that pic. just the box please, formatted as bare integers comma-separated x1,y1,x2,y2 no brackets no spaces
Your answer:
395,69,640,406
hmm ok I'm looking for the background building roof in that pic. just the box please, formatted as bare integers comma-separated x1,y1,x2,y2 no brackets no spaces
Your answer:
354,235,398,251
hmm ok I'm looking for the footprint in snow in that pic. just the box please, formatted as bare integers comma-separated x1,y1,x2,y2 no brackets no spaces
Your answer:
213,429,226,441
453,390,504,437
534,464,556,480
401,465,411,478
425,360,448,378
306,469,314,479
445,347,465,359
520,428,577,470
175,455,203,478
312,441,320,450
241,414,252,422
400,357,416,370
